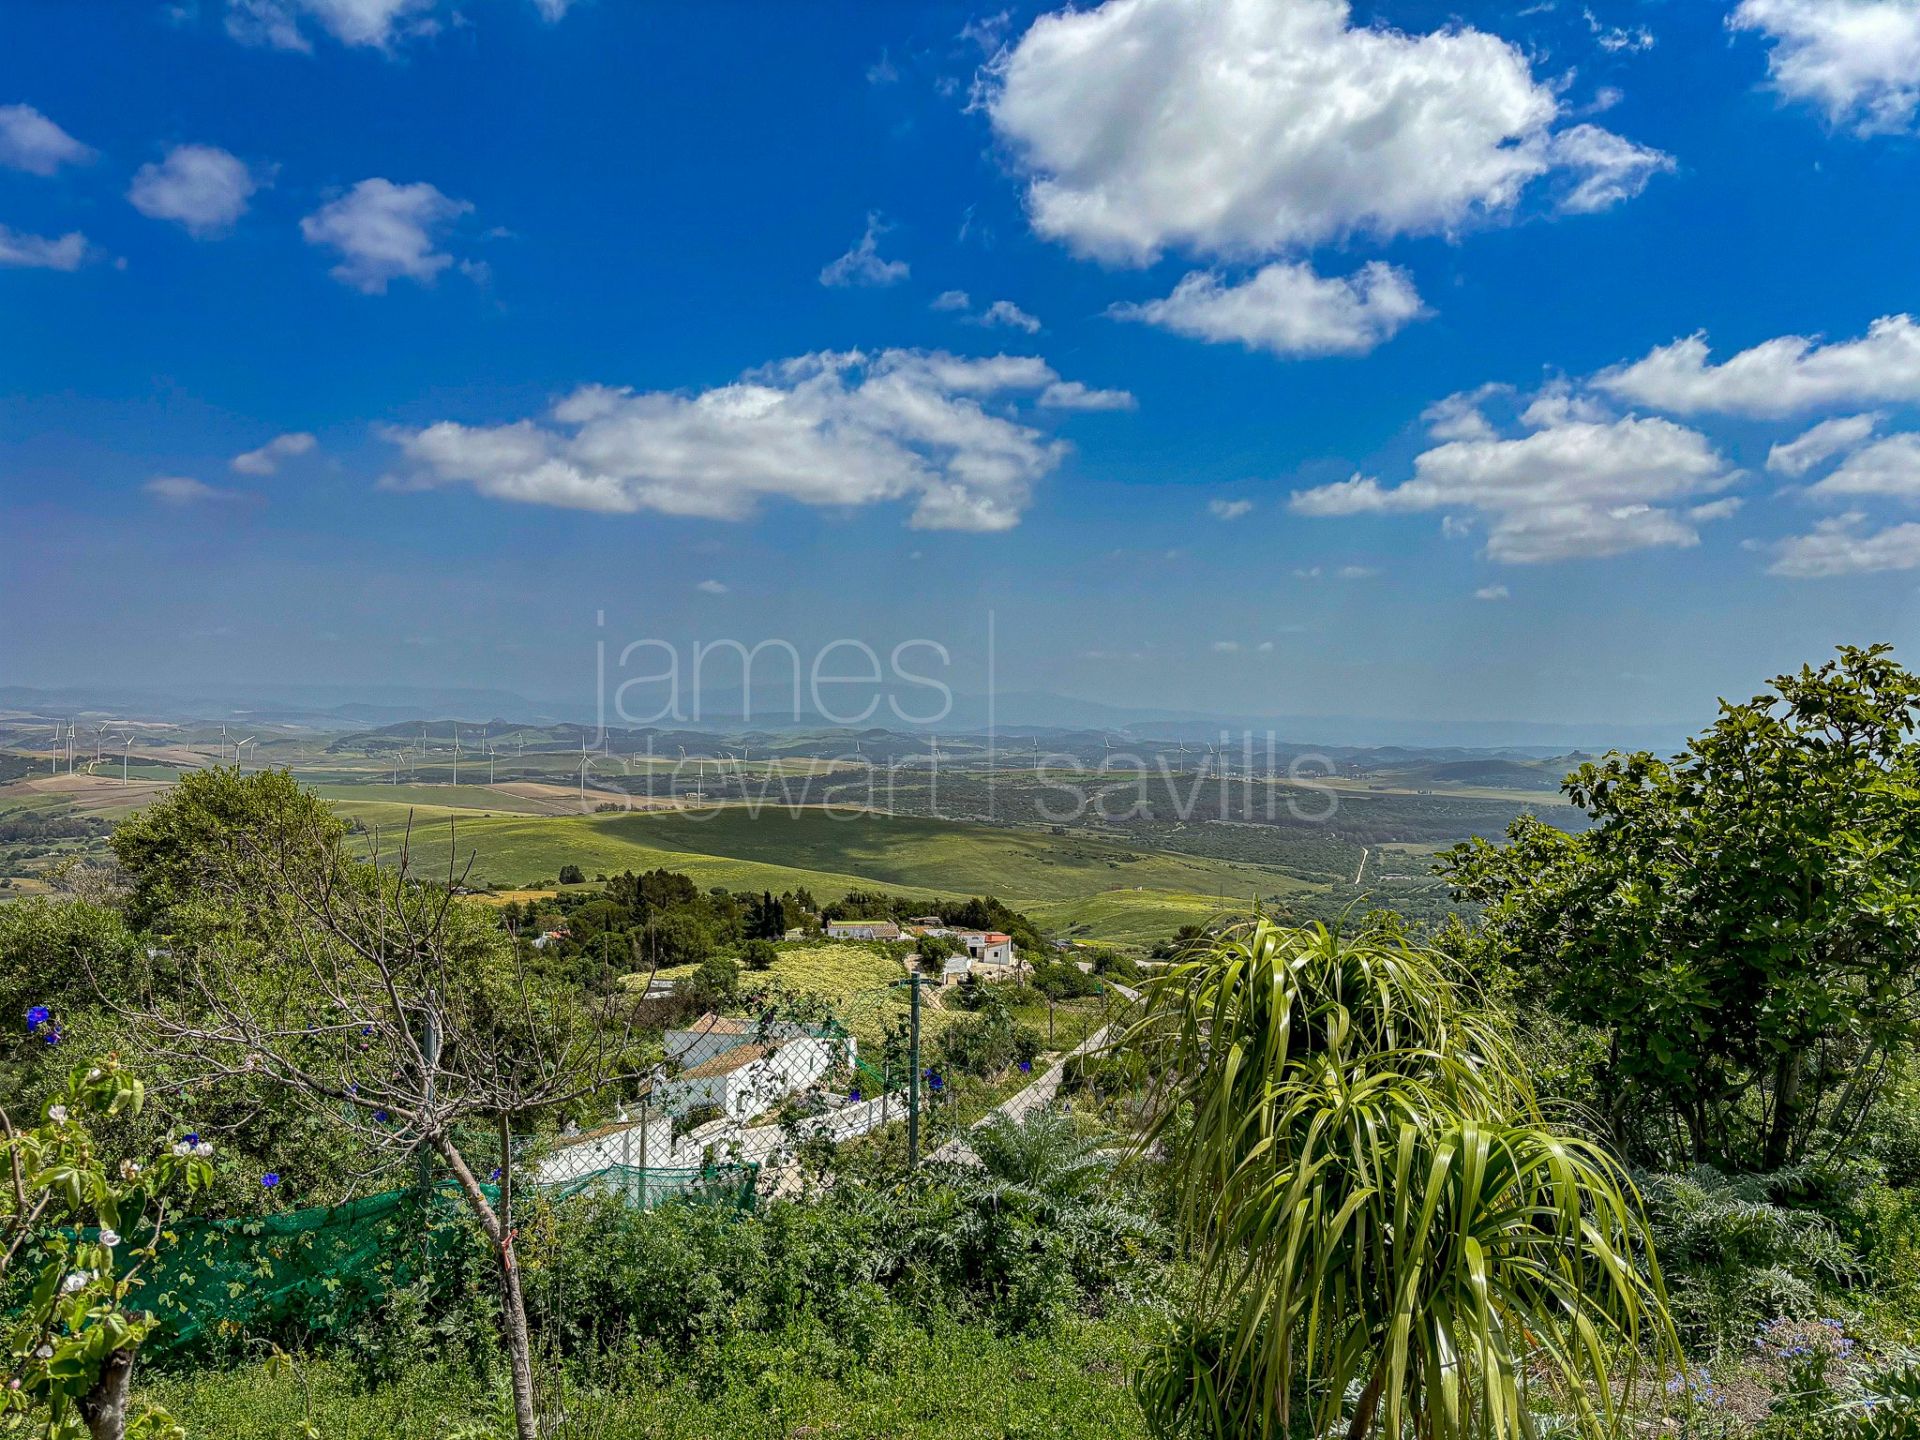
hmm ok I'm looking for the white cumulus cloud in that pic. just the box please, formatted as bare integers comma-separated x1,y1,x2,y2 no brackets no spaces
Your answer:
1547,124,1677,213
1731,0,1920,134
1475,584,1511,600
971,299,1042,333
1036,380,1136,410
1807,432,1920,500
1767,413,1880,474
983,0,1667,264
0,104,93,175
226,0,438,51
129,145,260,236
1291,413,1740,564
1208,498,1254,520
1595,314,1920,417
819,213,909,288
696,579,729,594
300,179,473,293
1113,260,1425,357
146,475,247,505
1768,511,1920,576
381,349,1116,532
232,432,317,475
0,225,87,270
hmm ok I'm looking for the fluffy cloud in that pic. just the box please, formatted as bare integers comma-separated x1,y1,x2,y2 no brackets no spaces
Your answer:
819,213,908,288
225,0,438,50
1291,414,1739,564
1768,512,1920,576
381,349,1121,532
1807,432,1920,500
300,179,473,293
983,0,1667,264
1208,498,1254,520
1474,584,1511,600
145,476,246,505
931,289,971,311
0,225,87,270
1113,260,1425,357
972,299,1042,333
129,145,259,236
0,104,93,175
1767,413,1880,474
1595,314,1920,417
695,579,729,594
1730,0,1920,134
1036,380,1136,410
1547,124,1677,213
232,432,317,475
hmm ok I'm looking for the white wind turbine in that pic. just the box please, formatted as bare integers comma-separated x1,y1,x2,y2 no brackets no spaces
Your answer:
235,735,257,773
122,733,134,782
451,725,460,786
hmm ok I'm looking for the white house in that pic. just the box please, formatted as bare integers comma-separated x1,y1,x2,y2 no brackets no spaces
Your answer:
826,919,902,941
652,1032,852,1123
961,931,1016,969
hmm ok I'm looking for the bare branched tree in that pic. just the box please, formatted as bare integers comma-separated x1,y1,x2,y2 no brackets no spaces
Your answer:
103,813,650,1440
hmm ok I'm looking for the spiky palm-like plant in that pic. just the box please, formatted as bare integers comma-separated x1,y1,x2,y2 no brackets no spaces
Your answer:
1124,918,1675,1440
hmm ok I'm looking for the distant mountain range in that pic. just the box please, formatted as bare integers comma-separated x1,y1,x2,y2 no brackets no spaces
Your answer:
0,682,1691,755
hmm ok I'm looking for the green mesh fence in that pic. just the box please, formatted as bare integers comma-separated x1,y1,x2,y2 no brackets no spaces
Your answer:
123,1163,756,1361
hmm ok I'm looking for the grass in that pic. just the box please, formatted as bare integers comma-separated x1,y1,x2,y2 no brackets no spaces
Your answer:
146,1312,1153,1439
323,800,1304,946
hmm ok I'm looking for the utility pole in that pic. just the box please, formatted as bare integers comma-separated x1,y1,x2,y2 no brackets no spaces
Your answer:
907,974,922,1170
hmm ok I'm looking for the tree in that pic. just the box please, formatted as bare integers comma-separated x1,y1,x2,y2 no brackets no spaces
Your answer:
557,864,585,886
1123,918,1673,1440
112,813,642,1440
1442,645,1920,1171
111,766,344,936
1,1056,210,1440
740,939,777,972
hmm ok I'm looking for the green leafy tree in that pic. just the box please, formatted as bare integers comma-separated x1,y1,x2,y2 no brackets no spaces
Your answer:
1123,918,1674,1440
2,1057,211,1440
110,767,345,937
1442,645,1920,1170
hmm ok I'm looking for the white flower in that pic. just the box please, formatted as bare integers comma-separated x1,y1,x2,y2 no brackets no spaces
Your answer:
170,1142,190,1157
59,1271,90,1294
194,1141,214,1157
99,1228,120,1248
32,1344,52,1360
119,1160,142,1180
46,1105,68,1123
85,1067,102,1081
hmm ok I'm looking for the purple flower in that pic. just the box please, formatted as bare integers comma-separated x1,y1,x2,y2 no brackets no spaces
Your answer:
848,1089,862,1103
183,1132,200,1146
373,1110,390,1124
489,1167,502,1181
41,1027,60,1047
261,1172,281,1188
24,1005,49,1032
1018,1060,1032,1073
929,1074,944,1092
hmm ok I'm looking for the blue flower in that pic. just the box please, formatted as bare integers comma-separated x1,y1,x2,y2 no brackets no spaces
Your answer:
183,1132,200,1146
373,1110,390,1124
1018,1060,1032,1073
24,1005,49,1032
42,1026,60,1047
261,1172,281,1188
929,1074,944,1092
489,1167,502,1181
848,1089,862,1102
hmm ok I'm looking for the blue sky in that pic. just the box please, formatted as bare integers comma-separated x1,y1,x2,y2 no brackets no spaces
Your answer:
4,0,1920,729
